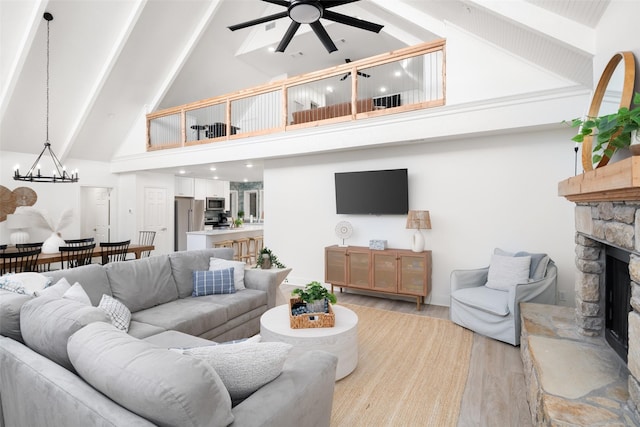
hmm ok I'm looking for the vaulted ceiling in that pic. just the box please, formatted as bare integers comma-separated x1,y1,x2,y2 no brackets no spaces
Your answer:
0,0,608,181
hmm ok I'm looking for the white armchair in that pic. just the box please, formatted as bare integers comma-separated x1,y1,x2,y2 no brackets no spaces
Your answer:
449,251,557,346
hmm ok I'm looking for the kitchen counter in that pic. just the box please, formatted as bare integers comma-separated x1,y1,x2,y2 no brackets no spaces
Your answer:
186,225,263,251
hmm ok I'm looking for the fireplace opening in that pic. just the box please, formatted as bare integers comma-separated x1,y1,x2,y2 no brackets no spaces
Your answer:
605,245,632,363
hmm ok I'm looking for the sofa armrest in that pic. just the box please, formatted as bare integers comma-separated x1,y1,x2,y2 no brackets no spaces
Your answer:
230,350,337,427
244,268,292,309
450,267,490,293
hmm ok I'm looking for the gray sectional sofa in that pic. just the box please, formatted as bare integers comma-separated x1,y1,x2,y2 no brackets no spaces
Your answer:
0,248,338,427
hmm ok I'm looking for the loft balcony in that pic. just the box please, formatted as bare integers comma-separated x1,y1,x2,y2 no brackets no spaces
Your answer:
146,40,445,150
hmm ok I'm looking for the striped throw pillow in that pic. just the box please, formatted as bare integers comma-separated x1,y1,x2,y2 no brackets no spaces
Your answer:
192,268,235,296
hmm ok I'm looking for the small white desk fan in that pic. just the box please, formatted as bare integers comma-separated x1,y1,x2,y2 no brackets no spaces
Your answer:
335,221,353,247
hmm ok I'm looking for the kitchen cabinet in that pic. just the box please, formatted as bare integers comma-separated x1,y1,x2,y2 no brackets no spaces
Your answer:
175,176,194,197
194,179,229,206
324,245,431,310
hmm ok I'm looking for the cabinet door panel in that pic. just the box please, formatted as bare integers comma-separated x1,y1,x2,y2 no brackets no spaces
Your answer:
372,252,398,292
347,251,370,288
325,248,346,286
398,253,429,296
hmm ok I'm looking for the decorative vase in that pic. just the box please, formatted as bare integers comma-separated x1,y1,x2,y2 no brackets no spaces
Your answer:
42,232,66,253
307,299,327,313
261,253,271,269
411,230,424,252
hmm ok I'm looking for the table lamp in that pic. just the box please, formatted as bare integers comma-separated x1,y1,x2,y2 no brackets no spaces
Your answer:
406,210,431,252
6,214,31,244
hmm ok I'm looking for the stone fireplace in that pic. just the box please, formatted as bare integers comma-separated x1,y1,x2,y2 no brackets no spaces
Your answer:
558,157,640,422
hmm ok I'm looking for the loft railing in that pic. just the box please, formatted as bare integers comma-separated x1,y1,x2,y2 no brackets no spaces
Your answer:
146,40,446,151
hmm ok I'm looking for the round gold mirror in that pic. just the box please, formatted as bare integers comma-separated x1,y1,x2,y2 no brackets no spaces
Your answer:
582,51,636,171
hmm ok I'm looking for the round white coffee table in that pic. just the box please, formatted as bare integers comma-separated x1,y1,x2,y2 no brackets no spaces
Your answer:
260,304,358,380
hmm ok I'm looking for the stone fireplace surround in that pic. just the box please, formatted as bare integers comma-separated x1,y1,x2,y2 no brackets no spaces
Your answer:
575,201,640,419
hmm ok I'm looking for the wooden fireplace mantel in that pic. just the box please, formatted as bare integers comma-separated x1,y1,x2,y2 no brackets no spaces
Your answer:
558,157,640,202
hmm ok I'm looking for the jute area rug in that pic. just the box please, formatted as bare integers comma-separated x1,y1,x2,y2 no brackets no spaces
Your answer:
331,304,473,427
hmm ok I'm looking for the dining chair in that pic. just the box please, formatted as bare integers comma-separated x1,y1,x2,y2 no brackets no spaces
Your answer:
138,231,156,258
16,242,49,271
64,237,95,247
99,240,130,265
59,243,96,269
0,244,6,253
0,248,42,275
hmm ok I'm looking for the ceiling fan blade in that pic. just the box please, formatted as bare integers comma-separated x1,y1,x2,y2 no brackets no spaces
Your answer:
323,10,384,33
275,21,301,52
339,73,350,81
357,71,371,78
310,21,337,53
228,11,288,31
261,0,290,6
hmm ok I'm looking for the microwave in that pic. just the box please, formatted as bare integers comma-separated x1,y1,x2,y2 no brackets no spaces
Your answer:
206,197,225,210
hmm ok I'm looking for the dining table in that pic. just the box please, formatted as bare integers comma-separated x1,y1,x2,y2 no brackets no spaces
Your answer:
3,244,155,268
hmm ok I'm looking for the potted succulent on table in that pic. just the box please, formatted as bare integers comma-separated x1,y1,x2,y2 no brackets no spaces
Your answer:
567,92,640,164
256,247,286,269
291,281,337,314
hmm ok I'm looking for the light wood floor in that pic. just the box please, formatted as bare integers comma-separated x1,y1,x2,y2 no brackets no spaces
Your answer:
278,284,533,427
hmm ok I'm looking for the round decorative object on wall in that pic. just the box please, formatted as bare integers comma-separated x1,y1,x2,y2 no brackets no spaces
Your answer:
0,185,17,222
335,221,353,247
13,187,37,207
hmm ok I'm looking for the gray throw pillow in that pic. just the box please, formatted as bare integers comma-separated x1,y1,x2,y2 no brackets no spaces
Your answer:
68,322,233,427
485,254,531,291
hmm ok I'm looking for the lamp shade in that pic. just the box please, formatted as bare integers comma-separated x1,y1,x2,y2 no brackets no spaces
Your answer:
6,214,31,229
405,210,431,230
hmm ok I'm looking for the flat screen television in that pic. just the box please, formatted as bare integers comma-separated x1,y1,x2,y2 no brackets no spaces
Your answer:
335,168,409,215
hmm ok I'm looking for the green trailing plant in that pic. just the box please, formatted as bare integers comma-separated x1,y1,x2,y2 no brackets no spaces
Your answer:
567,92,640,164
256,246,286,269
237,210,245,219
291,281,337,304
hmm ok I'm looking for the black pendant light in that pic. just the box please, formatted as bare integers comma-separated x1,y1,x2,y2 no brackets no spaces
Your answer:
13,12,78,183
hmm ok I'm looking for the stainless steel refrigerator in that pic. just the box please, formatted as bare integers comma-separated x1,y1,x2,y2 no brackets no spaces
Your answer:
174,198,204,251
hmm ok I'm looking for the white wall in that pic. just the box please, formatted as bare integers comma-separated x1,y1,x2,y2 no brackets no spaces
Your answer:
264,127,577,307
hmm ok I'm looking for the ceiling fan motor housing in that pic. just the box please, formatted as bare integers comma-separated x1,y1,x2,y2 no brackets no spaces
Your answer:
289,1,323,24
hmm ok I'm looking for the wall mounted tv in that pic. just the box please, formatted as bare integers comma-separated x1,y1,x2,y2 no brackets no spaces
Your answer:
335,168,409,215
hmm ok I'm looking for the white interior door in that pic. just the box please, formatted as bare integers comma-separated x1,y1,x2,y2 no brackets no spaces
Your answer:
143,187,170,254
81,187,110,243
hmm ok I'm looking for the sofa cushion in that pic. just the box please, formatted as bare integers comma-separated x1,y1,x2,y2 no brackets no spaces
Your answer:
181,342,292,401
68,322,234,427
35,277,72,298
20,296,110,371
0,290,31,342
210,258,246,290
45,264,112,306
193,269,236,296
105,255,179,313
127,321,167,339
190,289,267,320
99,294,131,332
143,330,216,349
131,299,228,337
0,272,51,295
485,254,531,291
451,286,510,316
63,283,92,305
169,248,234,298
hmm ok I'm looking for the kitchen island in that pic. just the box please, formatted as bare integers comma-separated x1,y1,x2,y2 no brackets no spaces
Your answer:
186,225,263,251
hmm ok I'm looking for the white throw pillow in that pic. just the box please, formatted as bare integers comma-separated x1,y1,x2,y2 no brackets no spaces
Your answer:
209,258,246,290
63,283,92,305
34,277,72,298
485,254,531,291
98,294,131,332
6,272,51,295
182,342,292,400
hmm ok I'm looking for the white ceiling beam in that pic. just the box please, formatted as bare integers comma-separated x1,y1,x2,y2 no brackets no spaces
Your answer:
369,0,447,38
146,0,224,112
0,0,48,121
57,0,148,161
466,0,595,55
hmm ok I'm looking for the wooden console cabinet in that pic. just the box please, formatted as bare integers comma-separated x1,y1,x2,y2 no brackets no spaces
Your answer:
325,245,431,310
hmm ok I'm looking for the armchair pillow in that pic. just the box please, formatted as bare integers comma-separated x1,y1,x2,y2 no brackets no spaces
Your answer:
210,257,246,290
485,254,531,291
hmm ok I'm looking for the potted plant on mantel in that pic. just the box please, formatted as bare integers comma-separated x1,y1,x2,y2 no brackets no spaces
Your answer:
291,281,337,314
567,92,640,163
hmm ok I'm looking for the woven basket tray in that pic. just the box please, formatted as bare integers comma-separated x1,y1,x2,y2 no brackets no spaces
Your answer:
289,298,335,329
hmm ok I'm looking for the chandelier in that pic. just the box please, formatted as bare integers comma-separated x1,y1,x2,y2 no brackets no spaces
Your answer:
13,12,78,183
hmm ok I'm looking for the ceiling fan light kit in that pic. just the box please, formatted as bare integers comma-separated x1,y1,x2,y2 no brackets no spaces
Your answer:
228,0,384,53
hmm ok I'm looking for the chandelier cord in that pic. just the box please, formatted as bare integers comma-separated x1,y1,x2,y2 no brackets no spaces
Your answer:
46,15,50,145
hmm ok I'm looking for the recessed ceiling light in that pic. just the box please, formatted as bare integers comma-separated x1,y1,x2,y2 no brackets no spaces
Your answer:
213,176,219,180
179,170,186,174
243,178,248,182
210,166,217,171
326,86,334,93
268,46,275,52
380,87,387,93
394,71,402,77
246,164,253,168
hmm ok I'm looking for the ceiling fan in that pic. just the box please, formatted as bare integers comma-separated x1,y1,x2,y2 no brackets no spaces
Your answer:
339,58,370,81
228,0,384,54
